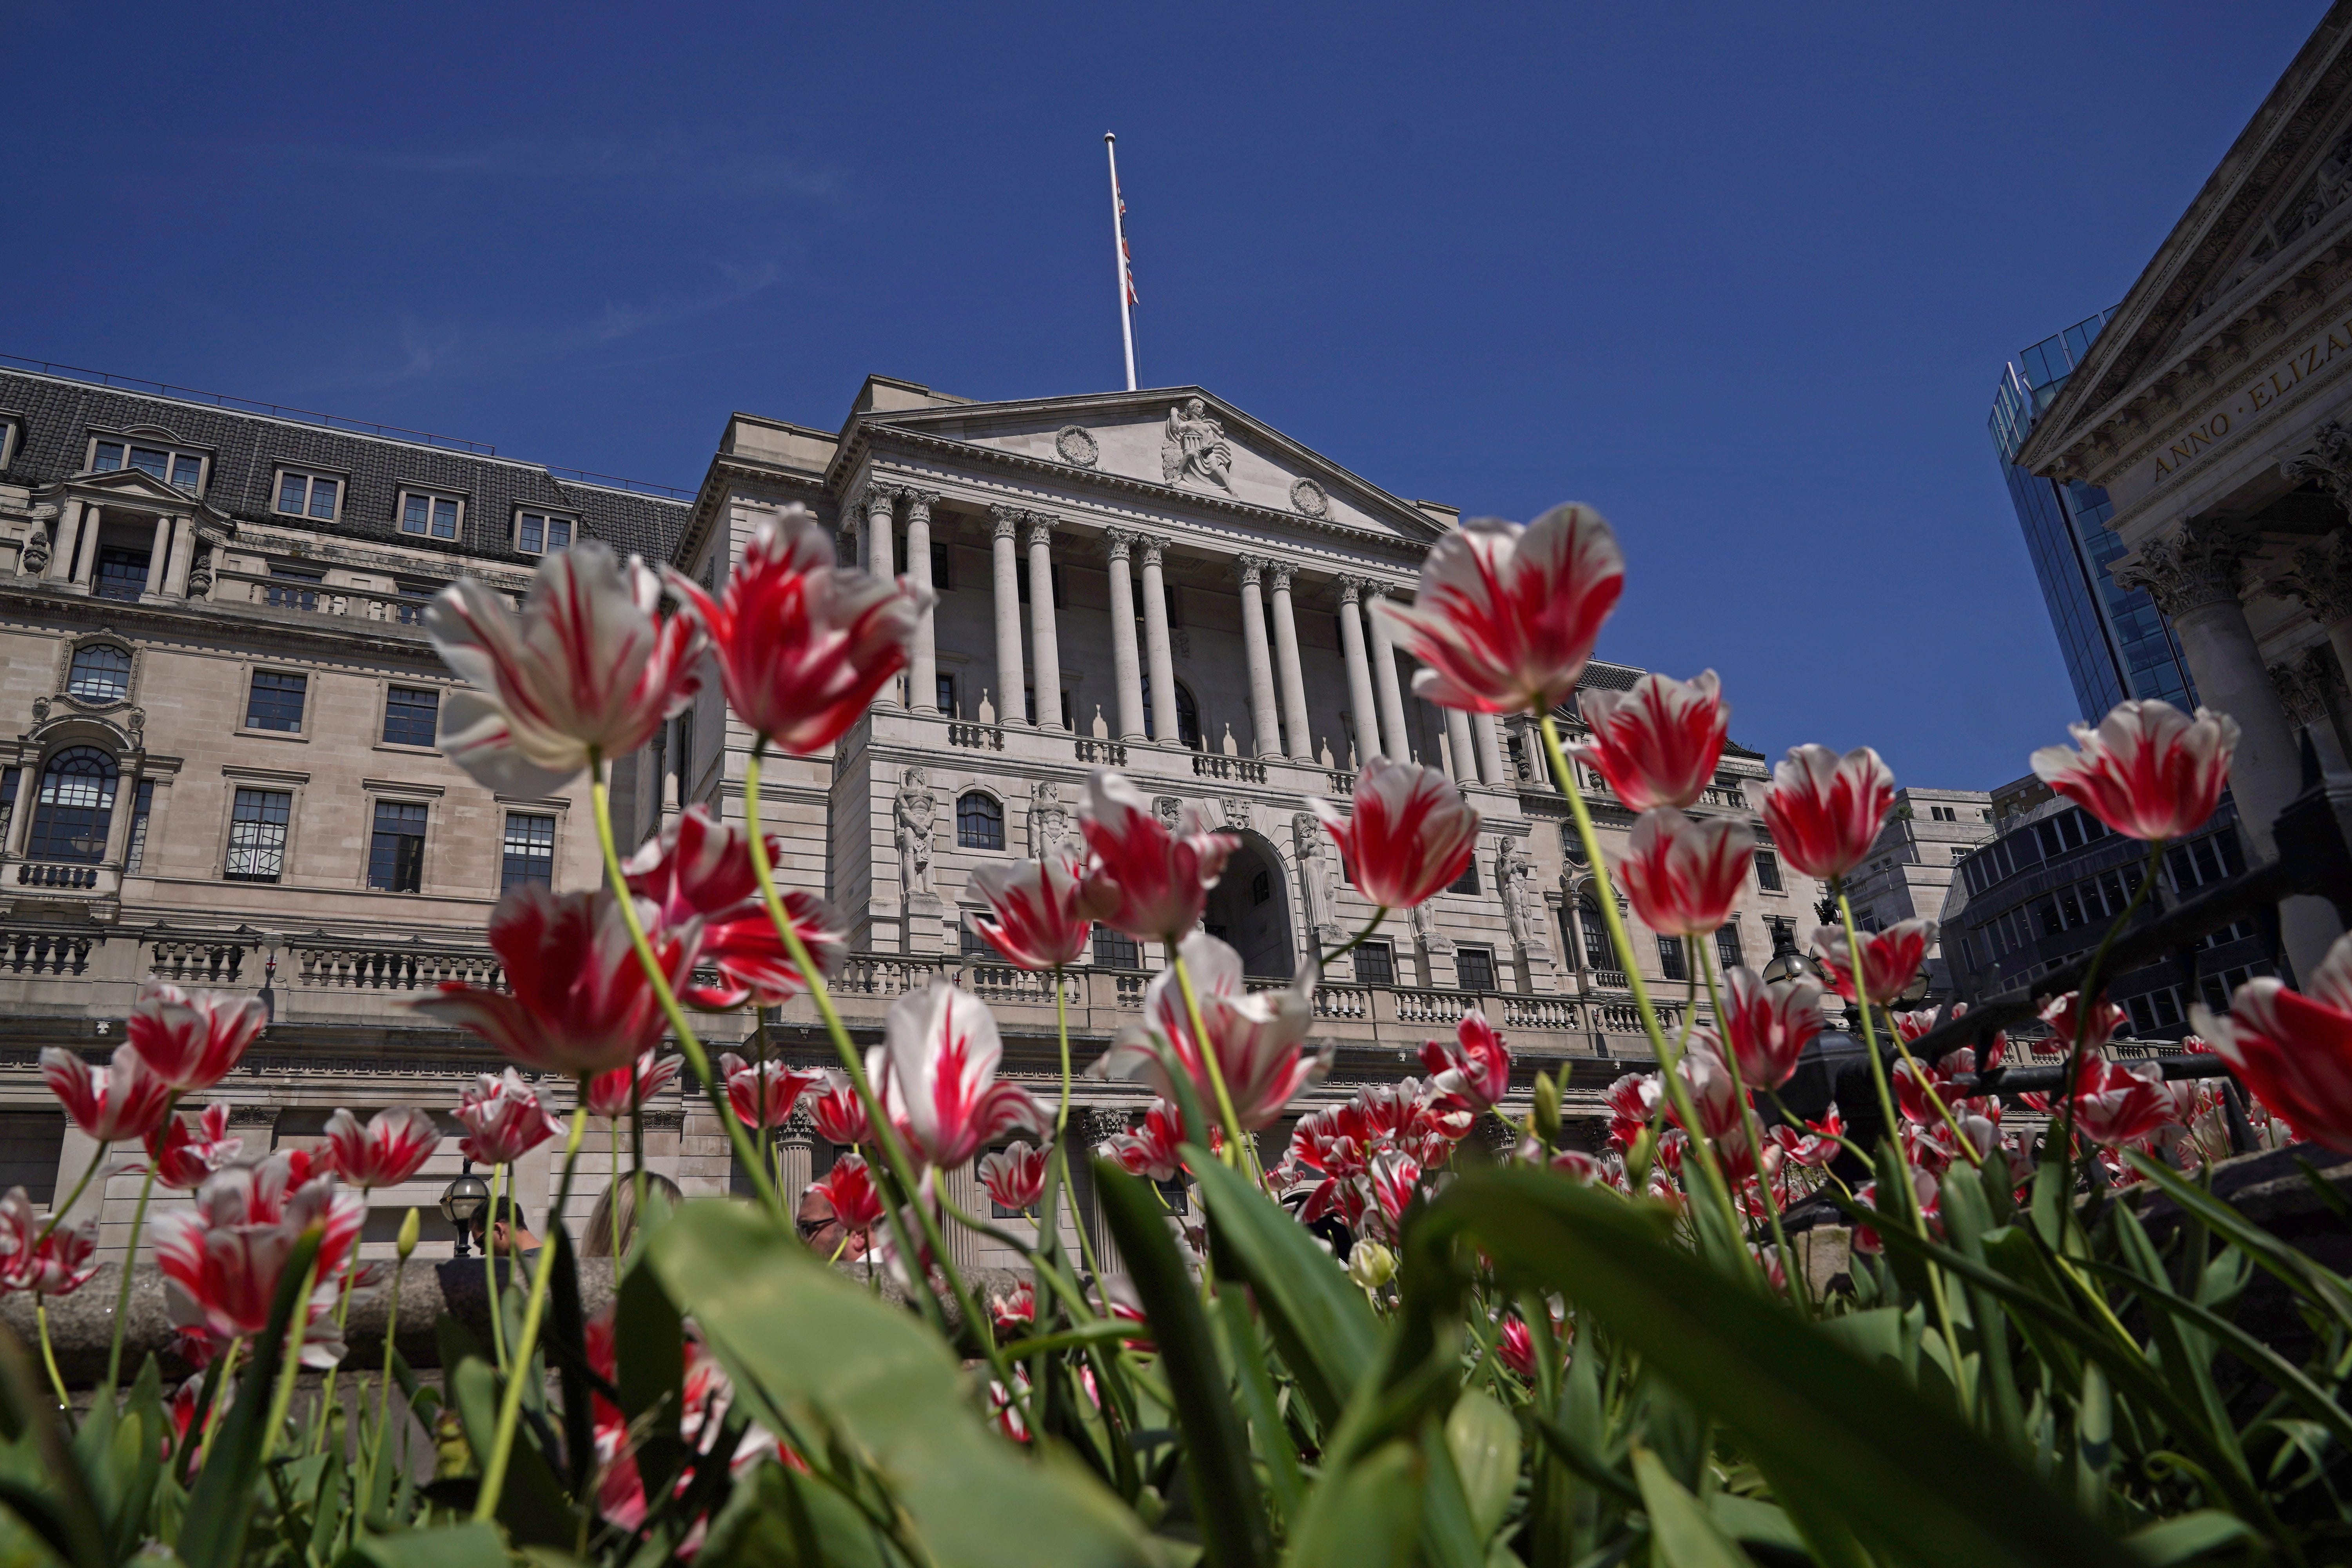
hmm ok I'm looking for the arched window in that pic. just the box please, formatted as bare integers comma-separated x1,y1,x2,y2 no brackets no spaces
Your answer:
1139,677,1205,750
956,791,1004,851
66,645,132,703
26,747,117,864
1575,896,1611,971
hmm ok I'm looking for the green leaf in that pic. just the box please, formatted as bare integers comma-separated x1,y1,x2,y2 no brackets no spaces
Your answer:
1284,1438,1422,1568
179,1228,321,1568
2122,1510,2259,1565
1444,1389,1519,1542
1632,1447,1754,1568
341,1520,514,1568
647,1196,1149,1568
1188,1150,1377,1430
1706,1495,1804,1554
437,1318,576,1549
1417,1414,1488,1568
1216,1283,1304,1526
2121,1151,2352,1327
546,1224,596,1499
1094,1161,1266,1568
697,1458,892,1568
1423,1167,2137,1568
617,1252,687,1503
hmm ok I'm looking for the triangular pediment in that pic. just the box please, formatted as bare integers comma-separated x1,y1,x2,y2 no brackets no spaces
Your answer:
863,387,1448,543
65,466,208,507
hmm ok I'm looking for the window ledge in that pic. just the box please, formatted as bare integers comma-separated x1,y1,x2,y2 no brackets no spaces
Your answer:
373,742,442,758
233,727,309,744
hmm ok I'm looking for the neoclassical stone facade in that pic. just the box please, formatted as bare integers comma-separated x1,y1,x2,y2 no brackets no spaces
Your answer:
2015,2,2352,984
0,363,1829,1271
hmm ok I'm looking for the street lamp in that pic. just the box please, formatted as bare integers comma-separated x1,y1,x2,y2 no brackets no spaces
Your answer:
441,1160,490,1258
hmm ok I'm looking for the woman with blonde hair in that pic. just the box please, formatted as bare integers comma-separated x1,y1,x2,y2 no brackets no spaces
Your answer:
583,1171,682,1259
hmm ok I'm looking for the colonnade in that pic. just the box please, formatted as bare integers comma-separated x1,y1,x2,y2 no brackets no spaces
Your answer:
41,497,196,598
853,484,1515,784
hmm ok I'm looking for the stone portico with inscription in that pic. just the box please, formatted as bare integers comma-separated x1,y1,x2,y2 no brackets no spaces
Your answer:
2015,1,2352,986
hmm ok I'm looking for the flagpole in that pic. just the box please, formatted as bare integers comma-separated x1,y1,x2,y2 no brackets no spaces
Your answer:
1106,132,1138,392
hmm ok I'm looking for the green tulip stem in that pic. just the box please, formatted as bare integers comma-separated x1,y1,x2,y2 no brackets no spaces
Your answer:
475,1100,587,1521
259,1247,322,1463
483,1162,507,1372
102,1154,161,1397
38,1141,107,1249
1697,944,1806,1317
34,1299,69,1414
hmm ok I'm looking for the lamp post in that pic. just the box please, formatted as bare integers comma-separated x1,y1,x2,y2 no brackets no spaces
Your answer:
441,1160,490,1259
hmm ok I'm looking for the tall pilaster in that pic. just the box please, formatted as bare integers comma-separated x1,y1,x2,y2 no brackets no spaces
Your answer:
1025,514,1064,730
1268,563,1314,761
1140,537,1179,745
1445,707,1478,786
1364,586,1412,764
2119,519,2342,976
1104,530,1148,740
46,500,83,583
1473,713,1507,785
143,517,172,596
904,490,939,712
989,506,1026,726
1235,557,1283,757
1338,577,1381,768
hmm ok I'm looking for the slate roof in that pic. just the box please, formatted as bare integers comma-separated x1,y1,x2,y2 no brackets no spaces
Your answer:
0,369,688,565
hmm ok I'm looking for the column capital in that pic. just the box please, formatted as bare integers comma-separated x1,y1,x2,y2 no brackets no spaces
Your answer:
865,487,898,523
1338,573,1382,604
1266,559,1297,590
2114,520,2252,619
2270,647,2341,726
989,504,1024,540
1025,513,1056,549
1138,534,1171,568
2282,420,2352,510
899,487,940,519
2283,530,2352,626
1232,554,1268,587
1102,526,1139,561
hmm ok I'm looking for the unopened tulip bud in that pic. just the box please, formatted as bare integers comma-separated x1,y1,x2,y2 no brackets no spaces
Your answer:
1348,1241,1397,1292
1532,1071,1561,1147
1627,1125,1657,1192
396,1207,421,1260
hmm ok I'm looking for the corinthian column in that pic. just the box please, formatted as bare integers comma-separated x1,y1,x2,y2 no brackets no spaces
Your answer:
2285,530,2352,699
989,505,1026,726
904,490,939,712
1338,577,1381,767
1445,708,1478,786
2119,519,2341,976
1104,530,1147,740
1025,514,1064,730
1234,556,1282,757
1140,537,1179,745
1363,586,1412,764
1268,563,1313,760
864,488,900,708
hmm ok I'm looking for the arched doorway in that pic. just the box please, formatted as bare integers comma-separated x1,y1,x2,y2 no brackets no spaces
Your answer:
1201,832,1295,980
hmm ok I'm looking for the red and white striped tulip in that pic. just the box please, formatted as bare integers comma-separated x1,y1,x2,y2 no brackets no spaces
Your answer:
1810,919,1936,1004
2041,990,2127,1053
428,539,706,797
969,849,1094,971
666,505,931,755
410,886,698,1079
1308,755,1481,909
2031,699,2238,842
455,1070,562,1167
128,982,266,1094
1761,744,1896,882
623,805,846,1010
807,1153,886,1241
1094,932,1330,1132
0,1192,98,1298
1572,669,1731,812
1374,503,1626,715
1619,808,1755,938
1420,1010,1511,1117
583,1050,684,1120
152,1154,365,1366
720,1053,824,1133
978,1141,1050,1212
809,1071,873,1147
871,980,1047,1173
1076,771,1235,942
1100,1101,1188,1182
2067,1060,2181,1148
2191,932,2352,1153
323,1107,441,1191
146,1104,240,1191
1718,965,1824,1092
42,1043,172,1143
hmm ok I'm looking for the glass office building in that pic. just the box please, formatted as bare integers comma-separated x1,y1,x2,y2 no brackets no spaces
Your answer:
1989,310,2197,722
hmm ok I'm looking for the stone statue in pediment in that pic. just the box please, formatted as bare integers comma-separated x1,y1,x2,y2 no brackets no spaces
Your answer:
1161,397,1235,494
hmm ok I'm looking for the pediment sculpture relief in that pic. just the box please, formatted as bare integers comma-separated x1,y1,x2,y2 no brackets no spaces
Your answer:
1161,397,1235,494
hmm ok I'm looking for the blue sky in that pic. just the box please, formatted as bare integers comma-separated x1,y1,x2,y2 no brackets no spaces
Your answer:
0,2,2325,787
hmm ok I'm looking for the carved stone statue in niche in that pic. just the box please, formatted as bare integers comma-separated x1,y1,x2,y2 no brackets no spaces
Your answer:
1410,898,1454,957
1161,397,1235,494
1030,780,1071,858
895,767,937,898
1293,812,1339,943
1499,842,1550,959
1154,795,1183,832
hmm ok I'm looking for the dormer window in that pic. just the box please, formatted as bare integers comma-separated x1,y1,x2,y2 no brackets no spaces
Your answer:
275,468,343,521
515,510,574,555
91,439,206,495
399,490,463,540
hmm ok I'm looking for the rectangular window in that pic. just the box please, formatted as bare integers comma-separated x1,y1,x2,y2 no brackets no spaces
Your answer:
225,788,292,883
91,441,123,472
500,813,555,893
245,671,308,733
962,921,996,957
91,440,205,493
400,492,462,539
1448,859,1479,895
937,673,957,716
170,454,203,494
368,800,427,893
1657,935,1687,982
1251,869,1271,905
1713,922,1744,974
94,548,151,602
382,686,440,748
1753,848,1782,892
123,779,155,874
275,470,341,521
1455,946,1497,993
0,767,18,846
515,512,574,555
1355,941,1395,986
1092,927,1139,970
931,542,952,591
